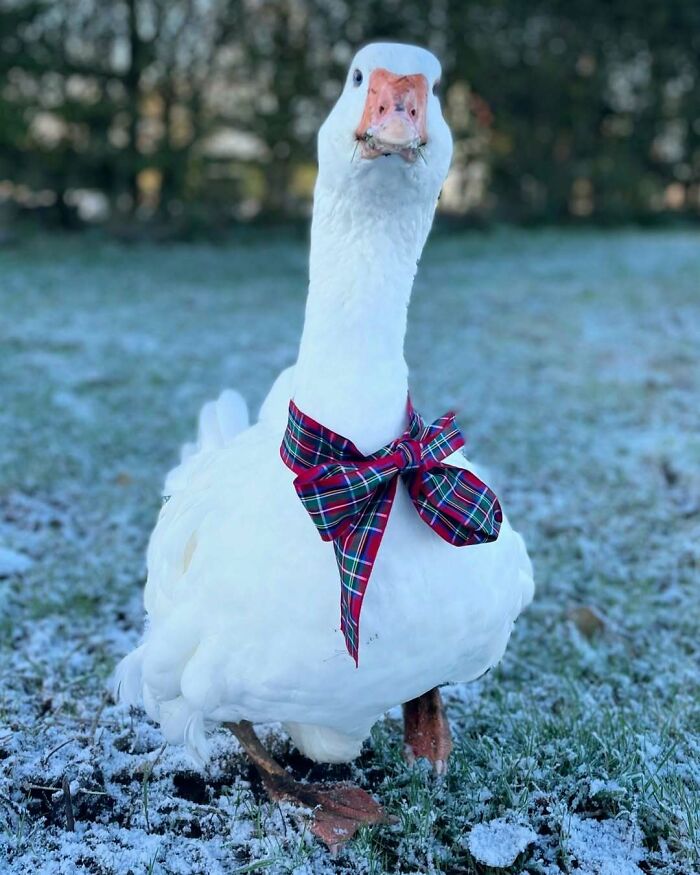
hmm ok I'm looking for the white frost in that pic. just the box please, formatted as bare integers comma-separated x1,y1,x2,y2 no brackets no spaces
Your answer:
0,546,33,577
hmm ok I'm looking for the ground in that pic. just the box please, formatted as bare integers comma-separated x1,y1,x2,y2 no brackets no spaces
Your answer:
0,228,698,874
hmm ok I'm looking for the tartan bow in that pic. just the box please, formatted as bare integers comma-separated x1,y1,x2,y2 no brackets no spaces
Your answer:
280,398,502,665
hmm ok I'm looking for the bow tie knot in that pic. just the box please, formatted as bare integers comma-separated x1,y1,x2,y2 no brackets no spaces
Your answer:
281,398,502,665
394,437,422,471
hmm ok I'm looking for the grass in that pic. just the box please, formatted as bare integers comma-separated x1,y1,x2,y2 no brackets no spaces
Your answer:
0,228,699,874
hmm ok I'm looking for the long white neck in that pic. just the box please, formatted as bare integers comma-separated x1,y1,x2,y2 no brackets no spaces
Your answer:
293,170,436,453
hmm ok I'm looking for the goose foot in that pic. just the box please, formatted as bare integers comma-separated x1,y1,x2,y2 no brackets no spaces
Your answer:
226,720,388,852
402,687,453,775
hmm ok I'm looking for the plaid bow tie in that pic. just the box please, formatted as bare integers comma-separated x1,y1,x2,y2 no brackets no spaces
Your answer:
280,398,502,664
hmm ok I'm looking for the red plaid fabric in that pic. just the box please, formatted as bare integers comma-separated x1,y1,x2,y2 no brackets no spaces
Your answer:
280,398,502,664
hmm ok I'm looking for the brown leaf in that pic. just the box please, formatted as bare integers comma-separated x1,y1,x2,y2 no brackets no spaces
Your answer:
568,605,606,639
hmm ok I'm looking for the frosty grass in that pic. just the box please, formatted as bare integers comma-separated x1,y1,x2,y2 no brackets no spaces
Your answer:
1,229,699,873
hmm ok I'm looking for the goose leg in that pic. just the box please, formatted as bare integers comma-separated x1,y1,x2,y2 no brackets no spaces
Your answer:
225,721,388,852
402,687,453,775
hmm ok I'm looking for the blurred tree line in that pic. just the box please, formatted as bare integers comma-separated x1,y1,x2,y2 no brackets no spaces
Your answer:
0,0,698,231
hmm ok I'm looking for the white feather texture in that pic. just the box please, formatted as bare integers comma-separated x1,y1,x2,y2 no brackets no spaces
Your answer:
115,43,534,765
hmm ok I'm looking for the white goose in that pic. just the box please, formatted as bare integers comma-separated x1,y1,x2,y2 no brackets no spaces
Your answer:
116,42,534,845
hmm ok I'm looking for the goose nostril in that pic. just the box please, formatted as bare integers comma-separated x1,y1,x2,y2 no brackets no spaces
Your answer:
410,109,416,117
379,105,385,115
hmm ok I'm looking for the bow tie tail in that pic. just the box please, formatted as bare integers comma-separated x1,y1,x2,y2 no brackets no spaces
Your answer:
334,478,399,665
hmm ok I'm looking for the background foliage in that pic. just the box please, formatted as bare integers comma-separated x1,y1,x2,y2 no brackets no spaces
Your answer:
1,0,699,230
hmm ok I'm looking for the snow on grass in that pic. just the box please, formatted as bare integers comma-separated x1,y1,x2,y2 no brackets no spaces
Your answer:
1,229,699,873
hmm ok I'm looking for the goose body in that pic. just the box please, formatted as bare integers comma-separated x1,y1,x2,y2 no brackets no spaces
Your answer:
116,43,534,765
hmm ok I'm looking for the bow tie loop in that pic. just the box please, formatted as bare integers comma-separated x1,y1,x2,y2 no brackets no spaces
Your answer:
280,399,502,665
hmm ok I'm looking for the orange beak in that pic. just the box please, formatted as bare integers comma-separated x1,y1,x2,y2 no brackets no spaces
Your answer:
355,68,428,162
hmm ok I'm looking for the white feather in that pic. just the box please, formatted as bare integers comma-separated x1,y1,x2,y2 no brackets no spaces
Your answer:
112,644,145,706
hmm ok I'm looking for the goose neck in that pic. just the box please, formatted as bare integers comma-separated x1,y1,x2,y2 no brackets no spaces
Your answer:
293,184,427,451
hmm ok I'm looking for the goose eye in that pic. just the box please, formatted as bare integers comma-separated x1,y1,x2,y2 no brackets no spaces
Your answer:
433,79,441,96
352,68,363,87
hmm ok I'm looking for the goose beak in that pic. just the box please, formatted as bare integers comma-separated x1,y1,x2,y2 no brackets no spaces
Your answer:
355,68,428,162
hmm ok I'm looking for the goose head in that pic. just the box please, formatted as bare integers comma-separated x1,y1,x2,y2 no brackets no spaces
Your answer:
316,43,453,212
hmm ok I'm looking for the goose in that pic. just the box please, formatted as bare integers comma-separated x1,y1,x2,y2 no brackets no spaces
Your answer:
115,42,534,848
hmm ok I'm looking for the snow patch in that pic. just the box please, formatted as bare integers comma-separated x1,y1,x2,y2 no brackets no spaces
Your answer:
467,817,537,867
565,815,645,875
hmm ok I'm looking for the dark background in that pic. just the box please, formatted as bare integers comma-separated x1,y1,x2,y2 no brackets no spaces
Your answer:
1,0,699,235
